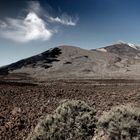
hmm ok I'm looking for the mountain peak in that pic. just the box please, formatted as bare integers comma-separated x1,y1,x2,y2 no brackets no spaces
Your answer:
103,42,140,57
95,42,140,57
126,43,138,50
112,42,138,50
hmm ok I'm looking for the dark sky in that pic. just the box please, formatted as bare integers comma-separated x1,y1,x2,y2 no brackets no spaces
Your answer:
1,0,140,66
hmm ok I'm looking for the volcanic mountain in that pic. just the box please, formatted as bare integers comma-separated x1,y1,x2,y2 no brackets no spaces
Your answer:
1,42,140,80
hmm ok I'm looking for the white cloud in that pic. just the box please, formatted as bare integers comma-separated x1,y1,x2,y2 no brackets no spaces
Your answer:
27,1,78,26
0,12,52,43
0,1,78,43
49,15,79,26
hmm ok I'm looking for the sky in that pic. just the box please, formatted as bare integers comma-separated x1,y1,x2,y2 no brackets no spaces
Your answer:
1,0,140,66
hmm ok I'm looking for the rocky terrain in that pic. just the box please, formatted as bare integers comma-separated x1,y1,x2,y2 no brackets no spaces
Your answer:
1,79,140,140
1,42,140,80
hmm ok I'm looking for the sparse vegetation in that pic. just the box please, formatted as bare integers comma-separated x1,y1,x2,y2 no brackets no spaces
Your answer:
97,105,140,140
2,79,140,140
28,100,97,140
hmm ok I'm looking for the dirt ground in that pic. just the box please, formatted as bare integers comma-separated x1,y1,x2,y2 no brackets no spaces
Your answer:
1,78,140,140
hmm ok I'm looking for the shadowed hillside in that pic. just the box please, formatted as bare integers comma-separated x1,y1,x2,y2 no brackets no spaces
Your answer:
1,43,140,80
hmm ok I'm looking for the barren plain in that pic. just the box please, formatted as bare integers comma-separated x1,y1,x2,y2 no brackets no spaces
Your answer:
0,76,140,140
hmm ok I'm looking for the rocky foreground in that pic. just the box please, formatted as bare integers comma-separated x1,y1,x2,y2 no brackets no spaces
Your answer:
0,79,140,140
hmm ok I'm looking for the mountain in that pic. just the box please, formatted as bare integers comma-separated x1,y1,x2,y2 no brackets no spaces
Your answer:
97,42,140,57
0,47,61,74
1,43,140,80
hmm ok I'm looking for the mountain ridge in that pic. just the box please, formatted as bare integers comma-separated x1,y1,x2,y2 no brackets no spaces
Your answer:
1,43,140,80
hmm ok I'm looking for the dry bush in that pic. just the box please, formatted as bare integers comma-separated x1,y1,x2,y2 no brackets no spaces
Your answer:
97,105,140,140
28,100,96,140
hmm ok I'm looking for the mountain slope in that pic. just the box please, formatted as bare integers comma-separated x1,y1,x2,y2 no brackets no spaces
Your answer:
0,48,61,74
1,43,140,80
102,42,140,57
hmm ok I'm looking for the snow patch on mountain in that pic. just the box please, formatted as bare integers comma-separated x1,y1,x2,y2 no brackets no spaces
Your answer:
127,43,138,50
96,48,107,52
112,41,138,50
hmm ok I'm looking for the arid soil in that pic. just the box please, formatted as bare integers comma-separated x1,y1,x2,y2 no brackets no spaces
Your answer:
1,79,140,140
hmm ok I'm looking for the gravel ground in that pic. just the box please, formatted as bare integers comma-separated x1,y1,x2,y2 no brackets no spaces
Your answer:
0,79,140,140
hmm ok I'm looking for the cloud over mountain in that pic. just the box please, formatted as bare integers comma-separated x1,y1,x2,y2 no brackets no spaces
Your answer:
49,15,79,26
0,12,52,43
0,1,78,43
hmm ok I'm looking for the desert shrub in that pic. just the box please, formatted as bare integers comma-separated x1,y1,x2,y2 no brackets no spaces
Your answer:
28,100,97,140
97,105,140,140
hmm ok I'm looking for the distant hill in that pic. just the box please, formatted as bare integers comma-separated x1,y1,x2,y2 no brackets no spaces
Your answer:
1,43,140,80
